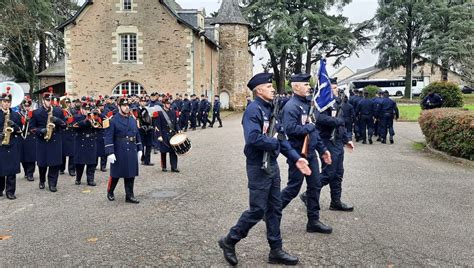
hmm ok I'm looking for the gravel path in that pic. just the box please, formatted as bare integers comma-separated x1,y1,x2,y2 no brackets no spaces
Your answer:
1,114,472,266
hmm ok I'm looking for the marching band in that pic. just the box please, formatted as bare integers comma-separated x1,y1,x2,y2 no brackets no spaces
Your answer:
0,84,200,201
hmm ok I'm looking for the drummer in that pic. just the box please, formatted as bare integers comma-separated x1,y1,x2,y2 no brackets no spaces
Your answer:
155,98,181,172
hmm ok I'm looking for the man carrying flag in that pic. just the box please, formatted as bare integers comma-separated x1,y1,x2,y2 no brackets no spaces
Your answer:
301,59,355,213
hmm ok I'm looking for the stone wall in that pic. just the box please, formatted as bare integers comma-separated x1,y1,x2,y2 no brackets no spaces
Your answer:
218,24,252,110
64,0,218,97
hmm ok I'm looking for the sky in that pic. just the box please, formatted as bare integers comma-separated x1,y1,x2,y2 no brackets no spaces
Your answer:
77,0,379,75
175,0,380,75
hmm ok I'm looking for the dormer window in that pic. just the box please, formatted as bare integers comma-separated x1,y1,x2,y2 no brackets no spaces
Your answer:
123,0,132,11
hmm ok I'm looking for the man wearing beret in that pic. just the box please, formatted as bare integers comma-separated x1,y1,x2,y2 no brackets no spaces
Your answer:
301,78,355,212
218,73,312,266
280,73,333,234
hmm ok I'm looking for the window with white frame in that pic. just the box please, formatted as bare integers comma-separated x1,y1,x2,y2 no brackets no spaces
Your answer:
112,81,146,96
120,34,137,62
123,0,132,11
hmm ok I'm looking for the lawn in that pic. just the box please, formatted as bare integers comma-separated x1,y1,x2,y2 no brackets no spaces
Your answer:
396,94,474,121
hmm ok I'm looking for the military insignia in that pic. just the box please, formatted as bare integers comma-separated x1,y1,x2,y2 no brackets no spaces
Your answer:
103,118,110,128
263,121,269,134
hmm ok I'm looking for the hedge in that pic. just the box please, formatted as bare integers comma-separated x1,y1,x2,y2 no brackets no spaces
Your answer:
364,85,381,98
419,108,474,160
419,81,464,108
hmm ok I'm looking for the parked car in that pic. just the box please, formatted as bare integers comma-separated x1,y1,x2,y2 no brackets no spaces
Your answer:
461,86,473,94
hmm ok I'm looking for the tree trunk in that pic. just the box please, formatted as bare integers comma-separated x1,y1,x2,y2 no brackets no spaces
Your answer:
305,49,312,74
441,59,449,81
278,51,287,94
404,49,412,98
268,48,280,91
38,33,47,72
294,50,303,74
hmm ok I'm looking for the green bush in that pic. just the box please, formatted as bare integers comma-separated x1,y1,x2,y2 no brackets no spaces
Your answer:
364,85,381,98
419,81,464,108
418,108,474,160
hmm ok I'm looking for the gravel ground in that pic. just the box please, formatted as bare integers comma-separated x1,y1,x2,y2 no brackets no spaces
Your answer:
1,114,473,266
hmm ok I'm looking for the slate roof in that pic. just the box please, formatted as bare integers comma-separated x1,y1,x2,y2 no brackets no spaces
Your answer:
37,59,65,77
212,0,250,26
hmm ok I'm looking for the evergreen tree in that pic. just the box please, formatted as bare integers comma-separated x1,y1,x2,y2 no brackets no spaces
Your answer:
420,0,473,81
375,0,431,98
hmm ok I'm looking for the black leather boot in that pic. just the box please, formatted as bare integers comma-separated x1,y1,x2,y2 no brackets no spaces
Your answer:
218,237,238,266
126,196,140,204
268,248,299,265
306,220,333,234
107,192,115,201
330,201,354,211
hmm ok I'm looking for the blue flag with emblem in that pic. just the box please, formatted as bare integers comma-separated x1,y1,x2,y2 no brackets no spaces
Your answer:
314,59,335,112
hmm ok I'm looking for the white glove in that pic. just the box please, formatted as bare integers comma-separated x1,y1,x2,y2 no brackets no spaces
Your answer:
107,154,117,164
158,136,163,142
137,151,143,160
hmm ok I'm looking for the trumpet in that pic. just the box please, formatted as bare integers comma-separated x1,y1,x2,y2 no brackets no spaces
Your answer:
87,113,102,128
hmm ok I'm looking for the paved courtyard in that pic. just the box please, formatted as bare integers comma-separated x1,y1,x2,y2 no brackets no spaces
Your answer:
1,113,473,266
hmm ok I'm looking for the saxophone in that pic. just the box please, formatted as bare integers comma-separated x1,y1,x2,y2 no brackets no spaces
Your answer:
44,107,55,141
1,109,14,146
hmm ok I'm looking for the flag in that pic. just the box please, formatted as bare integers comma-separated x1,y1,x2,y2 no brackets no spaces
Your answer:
314,59,335,112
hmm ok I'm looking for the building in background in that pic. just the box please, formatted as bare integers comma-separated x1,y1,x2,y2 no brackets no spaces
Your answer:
37,0,253,109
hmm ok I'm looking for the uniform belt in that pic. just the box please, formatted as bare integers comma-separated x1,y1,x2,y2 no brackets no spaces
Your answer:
116,136,136,142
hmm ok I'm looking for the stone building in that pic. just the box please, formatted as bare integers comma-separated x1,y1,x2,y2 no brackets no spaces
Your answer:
38,0,253,109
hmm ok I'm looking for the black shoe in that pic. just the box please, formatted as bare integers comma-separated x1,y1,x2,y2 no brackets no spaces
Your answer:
330,201,354,212
209,125,213,128
69,171,76,177
355,138,360,142
153,149,158,155
75,180,81,185
126,196,140,204
87,181,97,187
6,193,16,200
218,237,238,266
299,192,308,207
144,163,154,166
306,220,333,234
49,186,57,192
162,168,168,172
100,167,107,172
59,170,65,175
362,140,367,144
201,126,206,129
39,182,45,189
171,169,180,173
390,139,394,144
27,176,34,182
268,248,298,265
0,191,3,197
107,192,115,201
218,125,223,128
369,138,373,144
377,137,381,142
381,139,387,144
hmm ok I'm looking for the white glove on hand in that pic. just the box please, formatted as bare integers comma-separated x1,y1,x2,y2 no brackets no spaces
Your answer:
158,136,163,142
107,154,117,164
137,151,143,160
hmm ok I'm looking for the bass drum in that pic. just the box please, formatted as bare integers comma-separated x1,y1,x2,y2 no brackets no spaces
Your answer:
169,133,192,155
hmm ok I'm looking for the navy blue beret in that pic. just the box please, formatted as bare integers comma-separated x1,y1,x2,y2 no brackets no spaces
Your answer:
247,73,273,90
290,73,312,83
329,77,338,84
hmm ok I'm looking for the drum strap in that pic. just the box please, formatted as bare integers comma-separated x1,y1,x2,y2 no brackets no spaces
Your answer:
162,110,175,132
